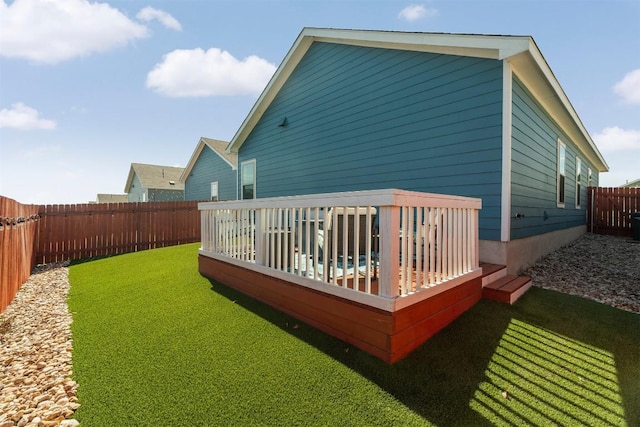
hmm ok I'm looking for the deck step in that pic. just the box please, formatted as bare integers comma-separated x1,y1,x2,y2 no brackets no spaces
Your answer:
482,274,532,305
481,263,507,287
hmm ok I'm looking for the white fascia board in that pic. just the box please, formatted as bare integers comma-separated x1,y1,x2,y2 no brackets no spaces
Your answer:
181,138,236,183
179,140,206,183
501,60,513,243
516,40,609,172
203,140,237,170
227,28,532,153
308,28,531,60
227,30,314,153
124,166,136,193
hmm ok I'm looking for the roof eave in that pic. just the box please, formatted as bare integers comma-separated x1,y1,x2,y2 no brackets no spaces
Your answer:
181,137,236,183
228,28,313,153
180,140,207,183
228,29,532,154
124,165,136,193
508,41,608,172
227,28,608,173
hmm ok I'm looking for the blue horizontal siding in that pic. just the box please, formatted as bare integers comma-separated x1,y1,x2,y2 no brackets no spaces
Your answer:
148,189,184,202
239,42,503,240
127,174,145,202
511,76,598,239
185,147,236,201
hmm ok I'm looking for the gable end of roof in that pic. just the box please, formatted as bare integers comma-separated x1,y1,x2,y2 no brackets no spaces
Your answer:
180,137,236,183
125,163,185,192
227,27,607,172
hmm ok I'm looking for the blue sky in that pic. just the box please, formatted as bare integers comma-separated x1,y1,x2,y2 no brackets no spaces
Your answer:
1,0,639,205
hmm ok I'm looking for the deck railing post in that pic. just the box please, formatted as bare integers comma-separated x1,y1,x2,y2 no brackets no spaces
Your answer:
378,205,400,298
198,189,481,301
254,208,267,266
471,209,477,269
200,209,207,251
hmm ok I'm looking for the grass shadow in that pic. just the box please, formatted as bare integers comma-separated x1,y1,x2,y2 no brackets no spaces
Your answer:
207,277,509,426
206,277,640,426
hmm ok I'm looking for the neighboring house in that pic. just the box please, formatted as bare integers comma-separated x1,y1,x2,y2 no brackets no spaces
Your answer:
620,179,640,188
95,194,128,204
180,137,237,201
124,163,185,202
225,28,608,273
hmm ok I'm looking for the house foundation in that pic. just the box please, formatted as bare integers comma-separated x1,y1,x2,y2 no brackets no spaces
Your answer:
480,225,586,274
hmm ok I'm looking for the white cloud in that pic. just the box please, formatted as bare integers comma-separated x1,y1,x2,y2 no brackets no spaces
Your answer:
398,4,438,22
614,68,640,104
0,103,56,130
136,6,181,31
0,0,148,64
593,126,640,152
146,48,276,97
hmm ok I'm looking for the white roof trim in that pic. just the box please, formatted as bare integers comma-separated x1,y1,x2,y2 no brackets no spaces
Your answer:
124,165,136,193
181,138,235,183
512,40,608,171
227,27,607,172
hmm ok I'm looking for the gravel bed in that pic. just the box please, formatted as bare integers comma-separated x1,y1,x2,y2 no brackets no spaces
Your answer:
0,262,79,427
524,233,640,314
0,233,637,426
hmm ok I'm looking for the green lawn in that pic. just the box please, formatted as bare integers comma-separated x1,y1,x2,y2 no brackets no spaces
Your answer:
68,243,640,426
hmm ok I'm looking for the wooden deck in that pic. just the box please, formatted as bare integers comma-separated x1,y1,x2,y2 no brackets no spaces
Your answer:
480,263,532,305
200,254,482,364
199,257,530,364
198,189,485,363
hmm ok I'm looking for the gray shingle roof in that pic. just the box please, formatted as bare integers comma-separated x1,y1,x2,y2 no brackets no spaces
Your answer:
201,137,237,167
125,163,185,192
621,178,640,188
179,137,236,183
96,194,129,203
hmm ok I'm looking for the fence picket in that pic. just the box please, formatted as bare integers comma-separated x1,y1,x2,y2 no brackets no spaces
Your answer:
0,197,39,312
1,198,202,312
588,187,640,237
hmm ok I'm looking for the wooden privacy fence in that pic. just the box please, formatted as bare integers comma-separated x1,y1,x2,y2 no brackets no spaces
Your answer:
1,197,201,312
587,187,640,237
36,201,201,264
0,197,40,312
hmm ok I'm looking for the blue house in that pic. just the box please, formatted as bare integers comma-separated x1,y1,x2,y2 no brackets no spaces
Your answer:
124,163,185,202
223,28,608,274
181,137,237,201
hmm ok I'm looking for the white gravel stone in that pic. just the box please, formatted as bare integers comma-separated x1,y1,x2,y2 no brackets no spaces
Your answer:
1,234,637,426
0,262,79,426
524,233,640,314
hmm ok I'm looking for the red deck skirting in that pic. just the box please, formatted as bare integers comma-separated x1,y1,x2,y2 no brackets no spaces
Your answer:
199,255,482,363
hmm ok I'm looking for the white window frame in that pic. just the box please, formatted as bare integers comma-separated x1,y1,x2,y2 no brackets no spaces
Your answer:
211,181,219,201
575,157,582,209
241,159,256,200
557,139,566,208
588,167,593,187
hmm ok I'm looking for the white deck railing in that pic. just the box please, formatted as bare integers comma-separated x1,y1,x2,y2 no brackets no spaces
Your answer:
200,189,482,311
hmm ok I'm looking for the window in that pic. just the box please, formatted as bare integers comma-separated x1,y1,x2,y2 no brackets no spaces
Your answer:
557,140,566,207
575,157,582,209
241,159,256,200
211,182,219,201
588,167,593,187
